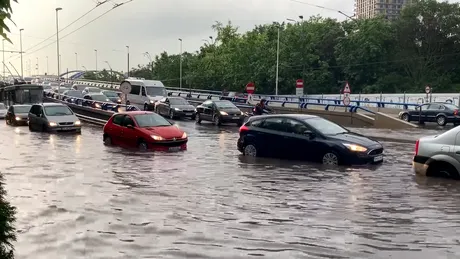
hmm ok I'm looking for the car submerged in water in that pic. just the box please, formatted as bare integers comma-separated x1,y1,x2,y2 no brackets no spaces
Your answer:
237,114,384,165
103,111,188,151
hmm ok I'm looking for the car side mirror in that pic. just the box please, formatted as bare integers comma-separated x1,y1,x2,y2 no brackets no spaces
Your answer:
127,124,134,129
304,130,315,139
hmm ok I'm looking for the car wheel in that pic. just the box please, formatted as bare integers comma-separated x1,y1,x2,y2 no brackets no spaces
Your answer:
322,152,339,165
195,113,202,124
436,115,447,126
138,141,148,151
401,113,409,122
213,115,221,126
103,135,112,145
428,162,460,180
243,144,257,157
144,104,148,111
169,110,175,120
28,123,33,131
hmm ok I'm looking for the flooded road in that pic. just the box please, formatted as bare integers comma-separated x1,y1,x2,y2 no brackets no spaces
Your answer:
1,120,460,258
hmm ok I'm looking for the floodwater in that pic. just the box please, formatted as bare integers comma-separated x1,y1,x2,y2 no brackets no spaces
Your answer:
0,120,459,259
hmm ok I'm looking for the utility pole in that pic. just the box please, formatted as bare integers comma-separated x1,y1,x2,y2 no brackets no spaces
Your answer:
178,38,182,90
56,7,62,86
275,25,280,95
19,28,24,78
126,45,130,77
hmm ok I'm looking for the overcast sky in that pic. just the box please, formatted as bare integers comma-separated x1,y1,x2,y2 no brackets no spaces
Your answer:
4,0,356,77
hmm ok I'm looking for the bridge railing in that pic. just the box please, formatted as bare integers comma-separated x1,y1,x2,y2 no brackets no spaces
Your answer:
43,89,376,116
44,78,421,110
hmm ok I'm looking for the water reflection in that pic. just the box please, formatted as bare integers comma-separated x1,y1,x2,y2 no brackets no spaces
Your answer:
0,121,458,258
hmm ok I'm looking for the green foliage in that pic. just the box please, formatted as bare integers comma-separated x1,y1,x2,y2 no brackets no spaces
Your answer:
130,0,460,94
0,0,16,43
0,174,16,259
82,69,124,82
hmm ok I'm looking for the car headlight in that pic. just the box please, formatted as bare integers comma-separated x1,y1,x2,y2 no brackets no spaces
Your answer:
117,99,121,103
95,103,101,108
240,111,244,115
75,120,81,125
181,132,187,139
220,111,228,115
151,135,164,141
174,108,180,111
49,122,58,127
15,116,21,121
343,143,367,152
150,100,154,104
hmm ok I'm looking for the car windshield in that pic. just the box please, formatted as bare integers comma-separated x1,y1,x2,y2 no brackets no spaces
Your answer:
169,98,189,105
66,91,83,98
305,117,348,135
214,101,236,108
13,105,31,113
103,91,119,97
44,106,73,116
134,113,171,127
88,88,101,93
146,87,166,97
0,104,5,109
91,94,109,102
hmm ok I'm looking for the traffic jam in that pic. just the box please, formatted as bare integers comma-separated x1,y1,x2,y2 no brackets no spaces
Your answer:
2,77,460,180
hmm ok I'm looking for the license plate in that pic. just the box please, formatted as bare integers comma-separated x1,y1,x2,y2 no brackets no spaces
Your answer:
233,116,240,119
169,146,181,151
60,127,75,131
185,113,192,116
373,155,383,162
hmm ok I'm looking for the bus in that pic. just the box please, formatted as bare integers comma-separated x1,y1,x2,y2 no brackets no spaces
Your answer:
0,84,44,106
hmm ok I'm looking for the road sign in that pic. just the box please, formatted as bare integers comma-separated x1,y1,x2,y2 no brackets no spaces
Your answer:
120,81,132,94
246,82,255,94
296,79,304,96
343,82,351,94
425,85,431,94
343,96,351,106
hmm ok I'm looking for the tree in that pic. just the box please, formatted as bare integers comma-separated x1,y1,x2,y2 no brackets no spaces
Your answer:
0,0,16,42
0,174,16,259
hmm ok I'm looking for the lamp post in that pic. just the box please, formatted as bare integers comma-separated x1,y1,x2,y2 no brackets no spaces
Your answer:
19,28,24,78
178,38,182,90
2,39,5,79
94,49,98,71
36,57,39,75
55,7,62,87
126,45,129,77
46,56,49,75
75,52,78,71
275,24,280,95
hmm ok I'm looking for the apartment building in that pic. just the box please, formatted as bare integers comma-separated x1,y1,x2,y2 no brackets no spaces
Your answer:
355,0,412,20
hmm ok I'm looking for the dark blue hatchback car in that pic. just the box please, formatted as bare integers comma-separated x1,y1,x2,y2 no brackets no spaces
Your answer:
237,114,384,165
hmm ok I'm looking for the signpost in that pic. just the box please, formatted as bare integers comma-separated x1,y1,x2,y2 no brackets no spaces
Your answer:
295,79,303,96
342,81,351,107
246,82,255,94
120,81,132,107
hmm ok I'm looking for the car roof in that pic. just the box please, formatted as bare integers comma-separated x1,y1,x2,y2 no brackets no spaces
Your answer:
116,111,155,116
250,114,319,120
36,102,67,107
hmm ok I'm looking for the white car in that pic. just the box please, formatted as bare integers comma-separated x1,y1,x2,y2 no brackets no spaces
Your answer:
0,103,6,119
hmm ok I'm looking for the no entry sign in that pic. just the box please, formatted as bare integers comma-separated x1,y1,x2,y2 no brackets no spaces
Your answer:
246,82,255,94
296,79,303,96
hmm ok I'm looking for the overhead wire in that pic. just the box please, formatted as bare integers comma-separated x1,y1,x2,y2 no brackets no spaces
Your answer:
9,0,110,61
11,0,134,61
288,0,354,15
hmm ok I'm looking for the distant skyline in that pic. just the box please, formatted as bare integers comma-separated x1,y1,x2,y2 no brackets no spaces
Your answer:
2,0,357,76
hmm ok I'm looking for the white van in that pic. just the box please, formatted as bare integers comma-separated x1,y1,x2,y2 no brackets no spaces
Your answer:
123,78,167,110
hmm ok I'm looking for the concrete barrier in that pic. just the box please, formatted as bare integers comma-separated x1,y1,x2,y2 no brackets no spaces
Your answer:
374,112,418,129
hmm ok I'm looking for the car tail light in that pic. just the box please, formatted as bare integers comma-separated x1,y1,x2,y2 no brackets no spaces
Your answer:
454,109,458,116
239,125,249,133
415,139,420,156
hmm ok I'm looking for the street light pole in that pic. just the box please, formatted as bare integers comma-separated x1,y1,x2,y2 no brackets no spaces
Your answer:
275,25,280,96
126,45,129,77
178,38,182,90
94,49,98,71
55,7,62,88
46,56,49,75
36,57,39,75
2,39,5,80
75,52,78,71
19,28,24,78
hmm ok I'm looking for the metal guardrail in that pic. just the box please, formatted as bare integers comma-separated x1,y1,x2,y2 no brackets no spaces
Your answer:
74,113,107,126
44,89,376,116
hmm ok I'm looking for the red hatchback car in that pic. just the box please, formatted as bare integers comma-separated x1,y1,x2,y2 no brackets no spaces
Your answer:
103,111,188,151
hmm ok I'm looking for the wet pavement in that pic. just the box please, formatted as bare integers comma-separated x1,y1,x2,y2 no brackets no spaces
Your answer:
1,120,460,258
